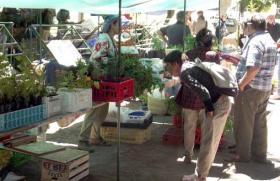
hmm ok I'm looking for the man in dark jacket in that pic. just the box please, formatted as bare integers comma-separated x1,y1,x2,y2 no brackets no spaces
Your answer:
164,50,236,181
158,11,191,47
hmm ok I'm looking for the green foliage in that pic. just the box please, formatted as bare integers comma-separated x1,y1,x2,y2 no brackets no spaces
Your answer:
184,34,195,51
240,0,274,12
120,58,154,97
168,34,195,52
224,116,234,136
152,34,164,51
0,54,46,106
56,59,94,90
166,97,181,116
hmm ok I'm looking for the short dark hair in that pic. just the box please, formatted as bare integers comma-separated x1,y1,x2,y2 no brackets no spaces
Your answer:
248,14,266,31
195,28,213,48
176,11,185,23
164,50,182,65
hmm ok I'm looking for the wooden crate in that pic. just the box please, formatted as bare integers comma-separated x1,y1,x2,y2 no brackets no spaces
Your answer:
100,125,152,144
41,148,89,181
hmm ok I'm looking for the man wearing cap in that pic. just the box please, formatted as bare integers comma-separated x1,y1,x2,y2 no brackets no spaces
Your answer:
78,15,119,152
158,11,191,47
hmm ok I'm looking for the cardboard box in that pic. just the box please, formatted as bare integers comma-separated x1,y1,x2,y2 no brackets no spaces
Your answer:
101,125,152,144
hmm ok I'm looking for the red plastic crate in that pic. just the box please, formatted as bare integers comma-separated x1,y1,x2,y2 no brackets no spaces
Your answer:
92,78,134,102
172,115,183,128
162,127,183,145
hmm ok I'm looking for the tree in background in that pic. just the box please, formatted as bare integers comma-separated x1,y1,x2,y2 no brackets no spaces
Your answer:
240,0,280,13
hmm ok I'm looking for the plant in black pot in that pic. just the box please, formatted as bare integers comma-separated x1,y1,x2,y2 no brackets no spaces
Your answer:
16,57,46,107
0,55,17,113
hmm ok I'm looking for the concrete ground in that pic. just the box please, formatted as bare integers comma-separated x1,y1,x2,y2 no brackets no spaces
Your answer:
15,100,280,181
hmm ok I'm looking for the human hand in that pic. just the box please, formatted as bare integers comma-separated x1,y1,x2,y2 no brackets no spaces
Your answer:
93,81,100,89
181,53,189,61
238,84,245,92
207,111,214,117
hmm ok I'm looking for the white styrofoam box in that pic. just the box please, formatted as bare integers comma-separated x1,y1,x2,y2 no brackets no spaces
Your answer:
43,95,62,118
58,88,92,113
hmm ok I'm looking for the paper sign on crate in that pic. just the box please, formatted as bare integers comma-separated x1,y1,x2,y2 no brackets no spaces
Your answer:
58,88,92,113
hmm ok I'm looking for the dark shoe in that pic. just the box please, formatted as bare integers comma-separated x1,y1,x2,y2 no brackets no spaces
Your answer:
227,144,236,149
224,154,250,162
182,174,206,181
91,139,111,146
228,149,236,154
184,155,192,164
78,141,95,153
253,158,274,165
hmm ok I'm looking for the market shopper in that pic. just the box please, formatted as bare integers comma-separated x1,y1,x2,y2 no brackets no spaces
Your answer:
78,15,119,152
192,11,207,35
215,14,228,42
228,15,277,163
174,28,219,163
266,14,280,100
158,11,191,47
164,49,237,181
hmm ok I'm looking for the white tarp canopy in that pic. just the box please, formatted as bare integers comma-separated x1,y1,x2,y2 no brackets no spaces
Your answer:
0,0,219,13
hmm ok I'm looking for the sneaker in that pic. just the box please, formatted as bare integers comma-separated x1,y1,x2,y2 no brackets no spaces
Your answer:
78,141,95,153
91,138,111,146
184,154,192,164
3,172,25,181
182,174,206,181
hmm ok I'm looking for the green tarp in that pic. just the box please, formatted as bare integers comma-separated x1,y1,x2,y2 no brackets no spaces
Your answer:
0,0,219,13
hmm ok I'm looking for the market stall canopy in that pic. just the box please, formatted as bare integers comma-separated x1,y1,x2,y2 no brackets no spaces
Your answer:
0,0,219,13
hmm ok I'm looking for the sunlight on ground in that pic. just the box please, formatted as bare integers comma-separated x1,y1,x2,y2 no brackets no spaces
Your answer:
46,141,78,147
176,156,223,167
153,122,173,125
46,114,86,134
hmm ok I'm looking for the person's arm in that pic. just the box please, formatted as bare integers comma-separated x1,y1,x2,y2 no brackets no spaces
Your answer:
238,66,260,91
239,43,263,91
157,27,168,43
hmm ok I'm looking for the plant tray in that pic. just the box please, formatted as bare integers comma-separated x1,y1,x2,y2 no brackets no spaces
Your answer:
92,78,134,102
0,105,46,132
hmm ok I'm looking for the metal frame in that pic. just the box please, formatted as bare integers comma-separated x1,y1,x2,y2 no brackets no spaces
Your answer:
26,24,94,61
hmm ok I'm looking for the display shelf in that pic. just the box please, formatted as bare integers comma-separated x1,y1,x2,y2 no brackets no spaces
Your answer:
0,102,107,138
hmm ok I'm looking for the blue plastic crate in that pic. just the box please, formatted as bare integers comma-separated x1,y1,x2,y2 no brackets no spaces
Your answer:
0,105,46,132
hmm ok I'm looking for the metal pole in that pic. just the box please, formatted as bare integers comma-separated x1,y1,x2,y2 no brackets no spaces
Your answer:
117,0,122,180
183,0,187,52
218,0,221,50
39,10,42,62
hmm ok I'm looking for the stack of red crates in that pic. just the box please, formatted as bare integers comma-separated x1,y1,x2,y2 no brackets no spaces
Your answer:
162,115,183,145
162,127,183,145
163,115,224,147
